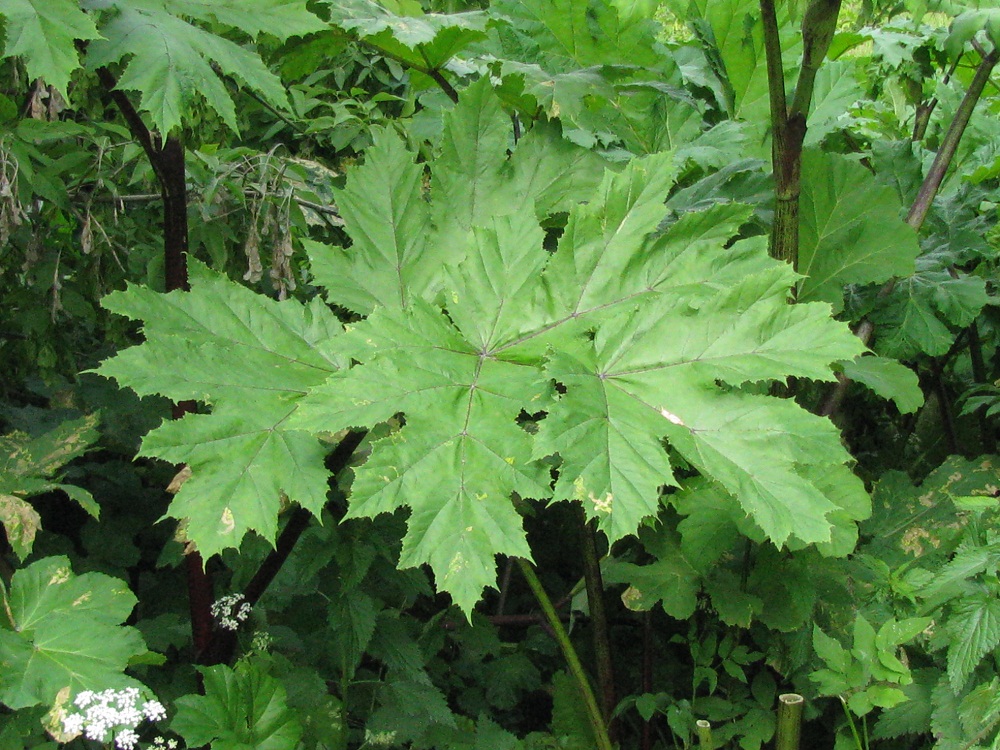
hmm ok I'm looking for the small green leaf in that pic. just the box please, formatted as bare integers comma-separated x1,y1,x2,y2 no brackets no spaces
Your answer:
839,356,924,414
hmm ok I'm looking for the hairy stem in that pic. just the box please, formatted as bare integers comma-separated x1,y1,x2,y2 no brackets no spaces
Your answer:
761,0,841,268
517,558,613,750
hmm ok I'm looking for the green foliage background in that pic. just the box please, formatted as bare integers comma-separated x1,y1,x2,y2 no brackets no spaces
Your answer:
2,0,1000,748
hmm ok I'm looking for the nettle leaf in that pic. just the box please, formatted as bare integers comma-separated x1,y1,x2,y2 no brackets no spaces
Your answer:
324,0,488,69
798,149,920,311
95,261,343,559
291,83,867,613
173,660,302,750
0,0,101,95
86,0,290,135
945,592,1000,692
0,556,148,709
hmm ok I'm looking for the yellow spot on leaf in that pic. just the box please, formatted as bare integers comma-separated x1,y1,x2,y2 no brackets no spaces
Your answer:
220,507,236,534
48,567,71,586
621,586,644,611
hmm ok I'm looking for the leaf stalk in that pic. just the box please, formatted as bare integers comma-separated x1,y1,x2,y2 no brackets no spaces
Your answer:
517,558,614,750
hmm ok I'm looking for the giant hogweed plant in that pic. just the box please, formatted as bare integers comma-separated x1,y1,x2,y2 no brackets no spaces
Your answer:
94,79,870,615
4,0,1000,746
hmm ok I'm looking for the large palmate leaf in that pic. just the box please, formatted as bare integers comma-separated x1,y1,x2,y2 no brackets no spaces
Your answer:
85,0,294,135
173,660,302,750
289,83,867,612
0,557,148,709
0,0,101,95
0,414,101,560
95,261,343,559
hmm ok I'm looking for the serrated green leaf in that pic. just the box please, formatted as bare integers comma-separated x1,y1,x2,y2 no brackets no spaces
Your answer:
604,525,700,618
95,260,343,559
491,0,662,70
803,60,863,146
945,593,1000,692
675,480,747,570
173,660,302,750
87,2,289,135
432,78,513,232
798,150,920,311
0,0,101,95
839,356,924,414
872,668,936,740
871,260,989,360
0,556,147,709
325,0,487,69
164,0,325,40
305,128,436,315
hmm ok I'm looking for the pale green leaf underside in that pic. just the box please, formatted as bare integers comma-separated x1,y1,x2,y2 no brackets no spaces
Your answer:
96,261,342,558
0,557,147,710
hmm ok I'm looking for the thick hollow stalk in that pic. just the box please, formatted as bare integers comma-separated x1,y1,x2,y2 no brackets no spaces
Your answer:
517,558,614,750
776,693,804,750
696,719,714,749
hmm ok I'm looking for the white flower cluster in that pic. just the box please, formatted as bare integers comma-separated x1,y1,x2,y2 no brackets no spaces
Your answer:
151,736,179,749
62,687,167,749
210,593,252,631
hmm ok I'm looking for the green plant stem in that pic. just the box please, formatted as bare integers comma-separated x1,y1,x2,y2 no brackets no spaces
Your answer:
517,558,614,750
840,697,864,750
696,719,714,749
776,693,804,750
580,516,616,728
760,0,842,268
907,46,1000,228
